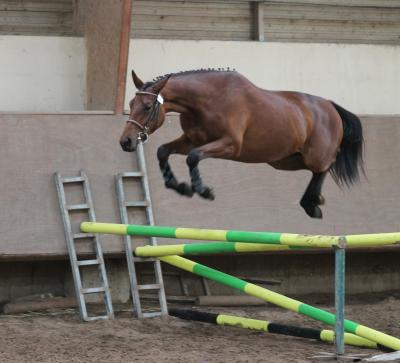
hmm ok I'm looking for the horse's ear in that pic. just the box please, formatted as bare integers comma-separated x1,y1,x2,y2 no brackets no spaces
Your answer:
153,75,170,94
132,70,144,89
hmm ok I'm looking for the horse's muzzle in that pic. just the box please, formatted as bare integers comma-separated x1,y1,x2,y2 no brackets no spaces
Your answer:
120,137,136,152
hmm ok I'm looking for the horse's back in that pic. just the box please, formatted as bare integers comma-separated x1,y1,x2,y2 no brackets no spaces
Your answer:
177,71,343,170
236,88,343,167
270,91,344,171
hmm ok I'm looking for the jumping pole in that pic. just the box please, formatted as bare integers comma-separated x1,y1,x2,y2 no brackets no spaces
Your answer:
135,242,295,257
79,221,400,351
169,308,383,350
158,255,400,351
81,222,400,248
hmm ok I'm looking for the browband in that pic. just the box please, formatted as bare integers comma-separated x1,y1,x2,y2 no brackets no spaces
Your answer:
136,91,164,104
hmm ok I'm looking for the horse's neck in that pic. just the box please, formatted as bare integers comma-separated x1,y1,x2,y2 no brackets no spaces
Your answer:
162,77,203,114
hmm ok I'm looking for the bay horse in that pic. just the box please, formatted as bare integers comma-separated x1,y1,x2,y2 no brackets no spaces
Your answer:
120,69,364,219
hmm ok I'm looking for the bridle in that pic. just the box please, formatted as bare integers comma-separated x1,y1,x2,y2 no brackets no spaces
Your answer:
126,91,164,144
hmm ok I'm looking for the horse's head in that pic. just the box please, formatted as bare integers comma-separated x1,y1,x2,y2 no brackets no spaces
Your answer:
120,71,170,152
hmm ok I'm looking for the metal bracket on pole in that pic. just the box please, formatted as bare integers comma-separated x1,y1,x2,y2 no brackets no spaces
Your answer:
335,236,347,357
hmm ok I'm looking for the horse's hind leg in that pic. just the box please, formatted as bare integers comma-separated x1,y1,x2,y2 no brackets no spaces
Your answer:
300,172,327,219
157,136,194,197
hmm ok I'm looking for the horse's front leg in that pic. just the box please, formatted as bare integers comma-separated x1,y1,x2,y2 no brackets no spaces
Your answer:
157,135,194,197
186,137,238,200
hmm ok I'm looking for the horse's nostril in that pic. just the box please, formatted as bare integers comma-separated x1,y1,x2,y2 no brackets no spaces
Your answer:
121,137,135,151
121,138,131,148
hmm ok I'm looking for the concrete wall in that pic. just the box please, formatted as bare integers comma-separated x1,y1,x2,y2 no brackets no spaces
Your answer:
193,250,400,297
125,39,400,115
1,113,400,258
1,113,399,300
0,259,130,304
0,114,131,257
1,37,399,114
0,36,86,112
2,250,399,304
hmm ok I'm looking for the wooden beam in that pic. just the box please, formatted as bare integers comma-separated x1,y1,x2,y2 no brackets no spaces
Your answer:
254,1,264,41
71,0,85,35
115,0,132,115
85,0,124,110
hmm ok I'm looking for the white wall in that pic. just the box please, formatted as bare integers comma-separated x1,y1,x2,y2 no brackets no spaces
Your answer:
126,39,400,115
0,36,86,112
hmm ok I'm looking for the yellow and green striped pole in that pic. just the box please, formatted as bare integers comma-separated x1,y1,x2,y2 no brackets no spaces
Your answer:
80,222,400,248
169,308,382,350
135,242,296,257
159,255,400,351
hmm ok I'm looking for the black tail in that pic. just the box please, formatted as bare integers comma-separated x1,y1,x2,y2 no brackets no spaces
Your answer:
329,102,365,187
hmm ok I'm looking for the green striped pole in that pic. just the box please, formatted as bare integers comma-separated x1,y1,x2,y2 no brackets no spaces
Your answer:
159,255,400,351
169,308,382,350
80,222,400,248
135,242,296,257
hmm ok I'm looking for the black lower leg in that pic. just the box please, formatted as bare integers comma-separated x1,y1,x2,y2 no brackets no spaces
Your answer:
157,145,193,197
187,150,215,200
300,172,327,218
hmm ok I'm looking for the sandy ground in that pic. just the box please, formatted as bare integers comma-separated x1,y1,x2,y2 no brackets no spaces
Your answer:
0,295,399,363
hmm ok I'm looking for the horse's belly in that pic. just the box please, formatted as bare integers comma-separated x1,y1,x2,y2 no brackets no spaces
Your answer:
236,136,298,163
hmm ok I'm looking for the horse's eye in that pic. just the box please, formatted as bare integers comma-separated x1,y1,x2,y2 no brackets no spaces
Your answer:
144,104,152,111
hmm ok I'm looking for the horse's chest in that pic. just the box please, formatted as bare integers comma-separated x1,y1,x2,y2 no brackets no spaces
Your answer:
185,128,210,146
181,120,212,146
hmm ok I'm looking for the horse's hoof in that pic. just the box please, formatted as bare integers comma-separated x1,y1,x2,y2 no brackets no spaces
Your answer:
312,206,323,219
300,199,322,219
197,186,215,201
176,182,194,197
306,205,323,219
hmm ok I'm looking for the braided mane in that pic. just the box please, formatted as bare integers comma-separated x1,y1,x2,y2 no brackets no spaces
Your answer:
142,68,236,90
